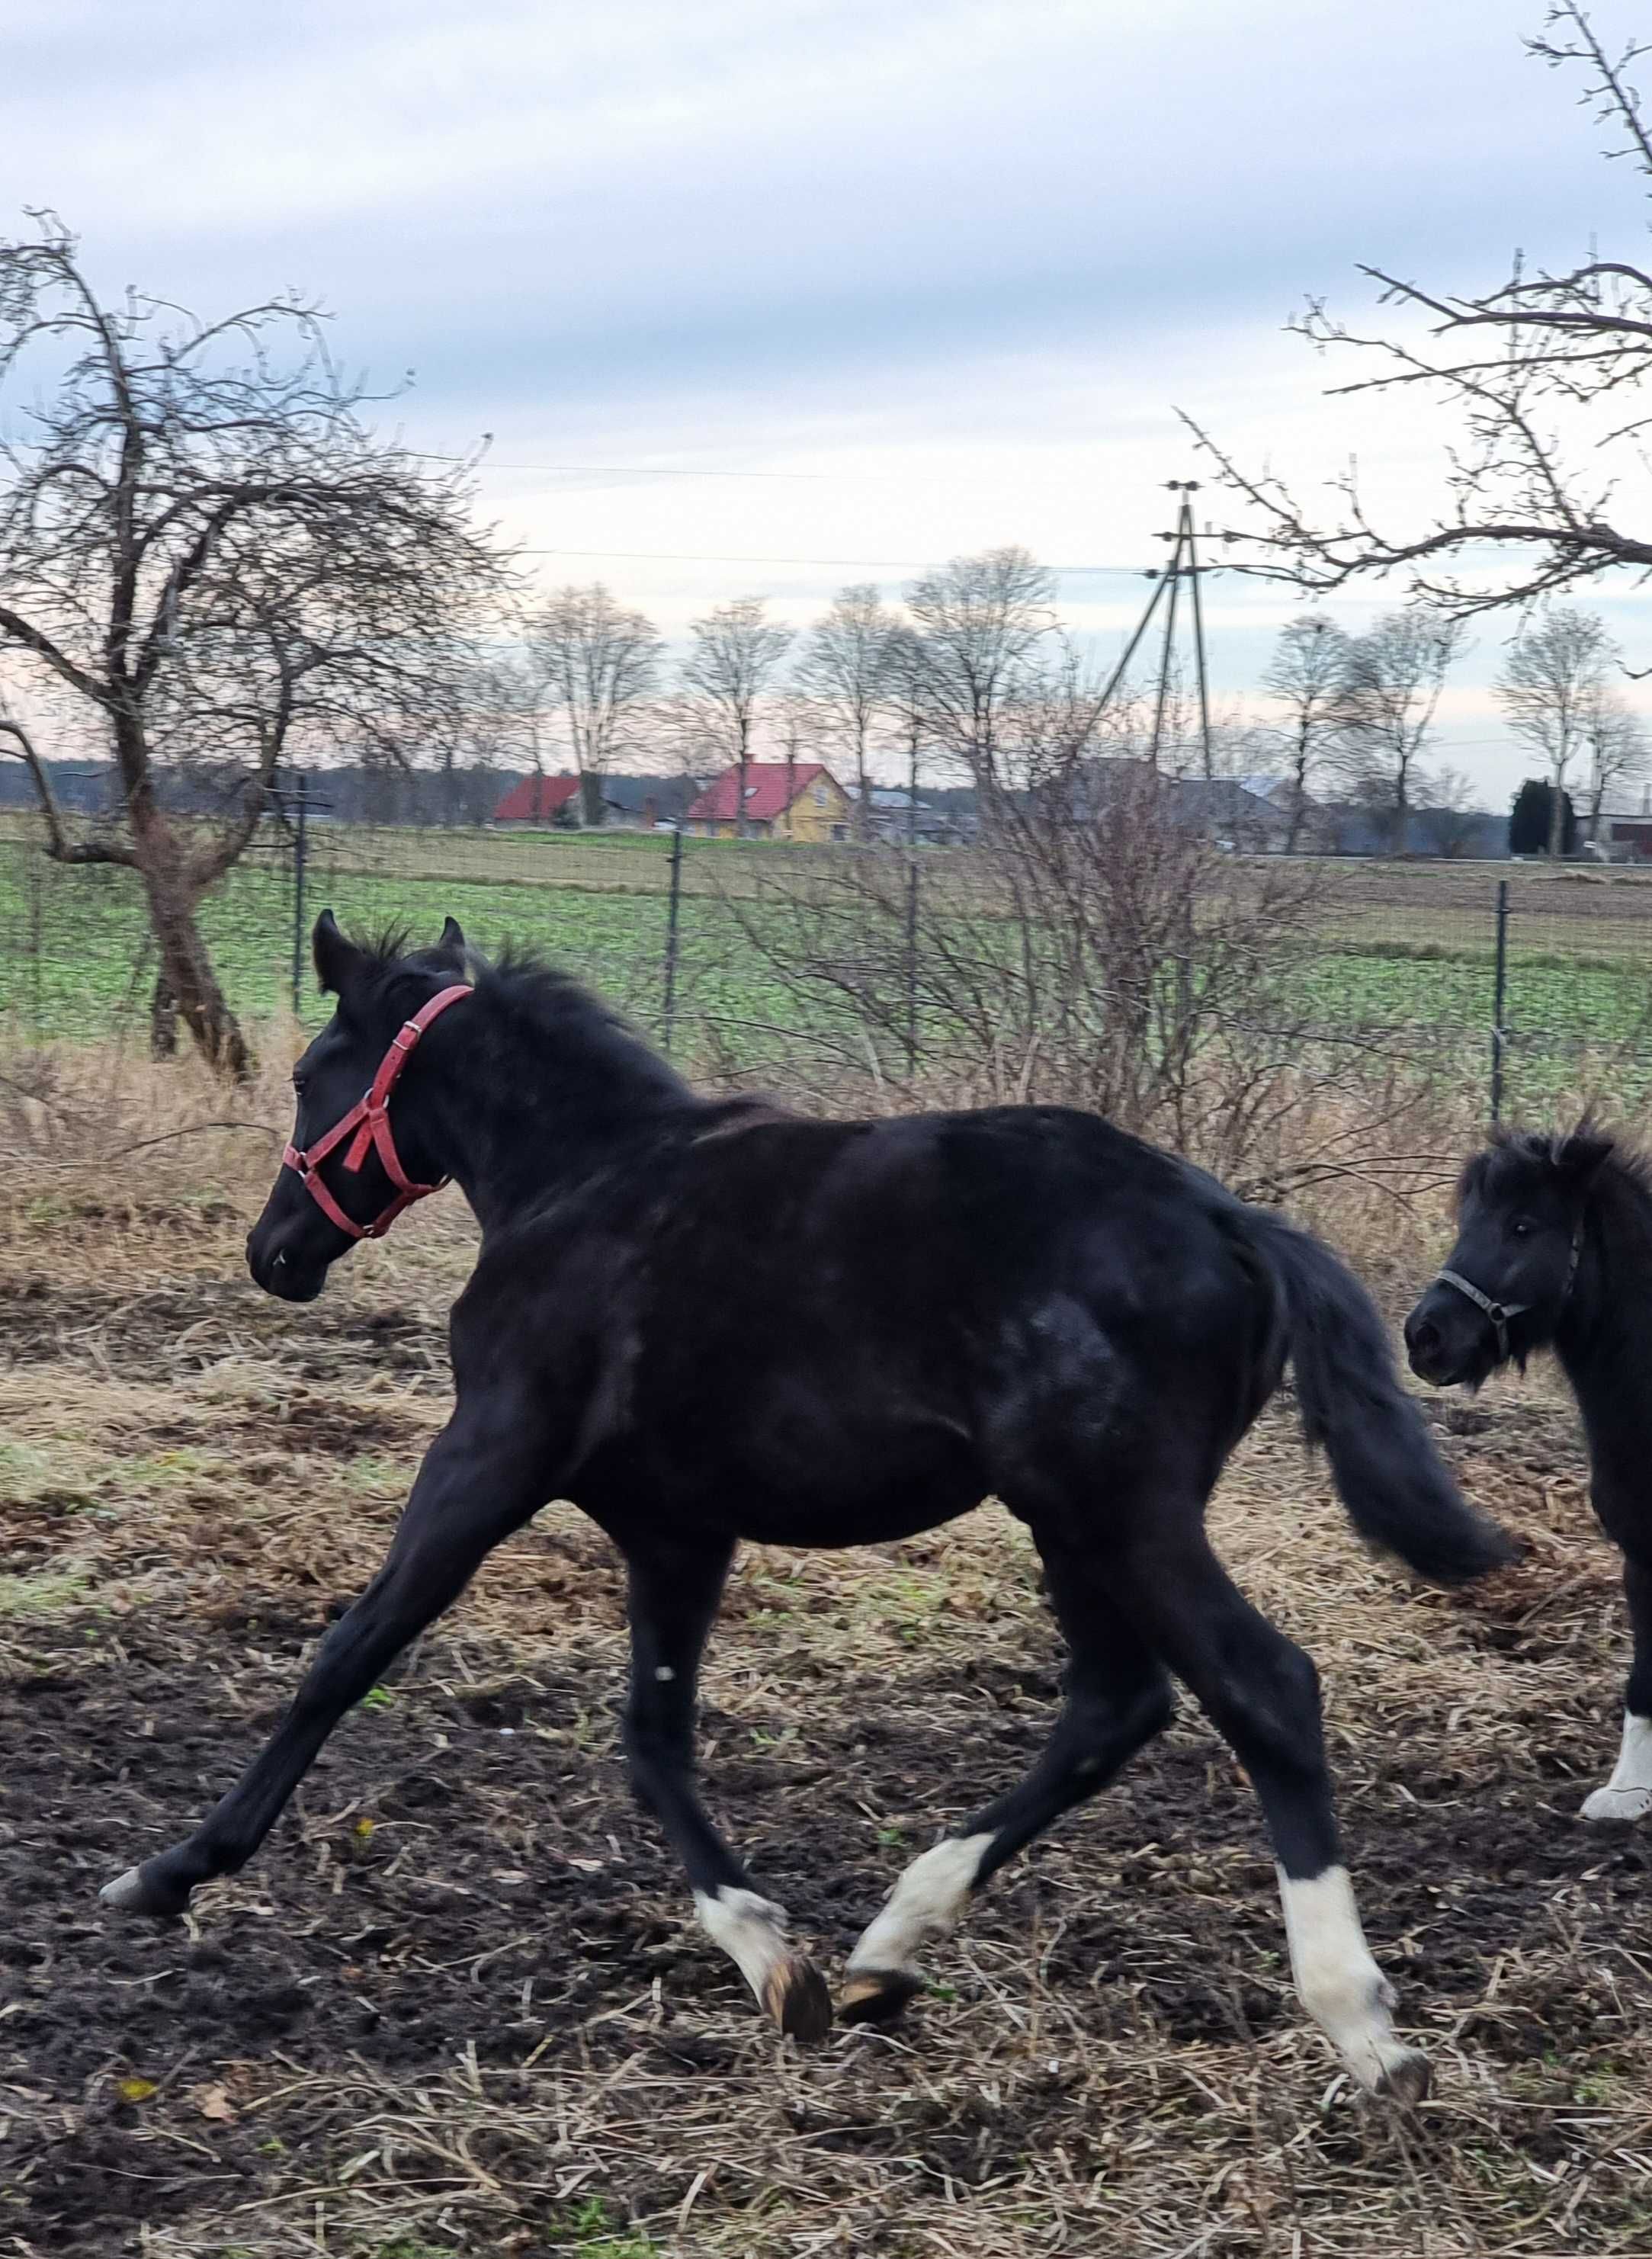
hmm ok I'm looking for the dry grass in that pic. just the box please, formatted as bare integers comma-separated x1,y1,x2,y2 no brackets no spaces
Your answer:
4,1044,1651,2257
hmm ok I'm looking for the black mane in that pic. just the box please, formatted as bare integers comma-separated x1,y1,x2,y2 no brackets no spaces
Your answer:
1458,1122,1652,1215
361,935,695,1115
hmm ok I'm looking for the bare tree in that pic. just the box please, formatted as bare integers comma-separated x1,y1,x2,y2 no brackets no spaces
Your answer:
1259,614,1352,851
1331,610,1461,855
1412,766,1483,859
1494,606,1616,852
526,582,662,827
904,546,1054,796
678,596,793,837
1582,682,1652,837
0,216,508,1073
795,584,900,836
719,749,1439,1200
882,625,931,842
1183,8,1652,617
421,650,562,827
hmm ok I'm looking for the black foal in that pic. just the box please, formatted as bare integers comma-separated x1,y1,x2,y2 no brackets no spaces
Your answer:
1407,1125,1652,1823
103,915,1511,2098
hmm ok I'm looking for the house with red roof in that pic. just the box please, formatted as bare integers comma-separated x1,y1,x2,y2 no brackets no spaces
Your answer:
492,773,583,825
682,761,851,842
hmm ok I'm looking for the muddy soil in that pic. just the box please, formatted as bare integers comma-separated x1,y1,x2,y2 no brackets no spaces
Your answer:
4,1583,1650,2252
3,1274,1650,2254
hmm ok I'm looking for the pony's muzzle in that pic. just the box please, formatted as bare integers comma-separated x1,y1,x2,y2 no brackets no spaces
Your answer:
1403,1285,1487,1388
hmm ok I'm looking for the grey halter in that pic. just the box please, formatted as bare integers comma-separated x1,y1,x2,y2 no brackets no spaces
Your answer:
1433,1221,1583,1365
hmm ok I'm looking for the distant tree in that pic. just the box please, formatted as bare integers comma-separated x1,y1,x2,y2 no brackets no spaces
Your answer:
1185,9,1652,619
526,582,662,827
1581,684,1652,839
882,624,930,841
1495,608,1616,854
678,596,793,836
1331,609,1462,855
796,584,900,836
904,546,1054,794
1510,777,1577,856
1412,765,1482,858
0,216,508,1074
1259,614,1352,851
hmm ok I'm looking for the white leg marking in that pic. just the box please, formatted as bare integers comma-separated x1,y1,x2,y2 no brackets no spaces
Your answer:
694,1886,792,2006
1581,1712,1652,1822
848,1831,995,1977
654,1664,675,1683
1278,1866,1426,2097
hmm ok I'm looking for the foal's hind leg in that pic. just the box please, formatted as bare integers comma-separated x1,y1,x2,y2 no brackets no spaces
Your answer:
1130,1526,1429,2102
1583,1554,1652,1821
102,1411,544,1918
842,1539,1172,2026
619,1532,832,2041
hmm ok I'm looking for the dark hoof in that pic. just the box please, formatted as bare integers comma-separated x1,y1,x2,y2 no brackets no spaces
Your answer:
1375,2049,1432,2107
100,1863,191,1920
762,1957,832,2042
838,1967,923,2027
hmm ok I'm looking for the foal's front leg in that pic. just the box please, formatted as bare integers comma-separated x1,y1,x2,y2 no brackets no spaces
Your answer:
1583,1554,1652,1822
101,1407,547,1918
620,1531,832,2040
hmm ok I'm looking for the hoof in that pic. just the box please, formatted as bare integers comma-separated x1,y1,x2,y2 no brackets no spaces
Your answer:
1375,2049,1432,2107
100,1863,191,1920
838,1967,923,2028
1581,1784,1652,1824
762,1957,832,2043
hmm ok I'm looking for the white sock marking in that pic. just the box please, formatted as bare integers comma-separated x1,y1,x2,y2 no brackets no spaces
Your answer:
694,1886,793,2006
1278,1865,1422,2094
1582,1712,1652,1822
848,1831,994,1976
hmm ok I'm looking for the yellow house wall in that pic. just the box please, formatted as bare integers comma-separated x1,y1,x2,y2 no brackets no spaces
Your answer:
777,779,851,842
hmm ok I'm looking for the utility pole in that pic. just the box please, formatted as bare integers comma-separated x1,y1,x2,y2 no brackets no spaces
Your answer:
1111,480,1219,778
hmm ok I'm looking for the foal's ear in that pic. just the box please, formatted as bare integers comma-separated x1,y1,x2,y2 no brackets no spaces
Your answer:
312,909,367,998
438,915,467,959
1555,1125,1614,1187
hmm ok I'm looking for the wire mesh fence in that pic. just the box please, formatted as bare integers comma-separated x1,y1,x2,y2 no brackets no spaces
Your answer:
5,805,1652,1127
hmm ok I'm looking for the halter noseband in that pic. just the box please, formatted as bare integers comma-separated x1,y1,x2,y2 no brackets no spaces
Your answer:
1433,1219,1584,1365
283,984,471,1242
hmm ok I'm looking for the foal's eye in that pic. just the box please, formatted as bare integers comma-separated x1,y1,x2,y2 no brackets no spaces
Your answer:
1509,1218,1534,1240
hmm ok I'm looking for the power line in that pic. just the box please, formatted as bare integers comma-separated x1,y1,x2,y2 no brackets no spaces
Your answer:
517,544,1154,571
486,461,829,480
414,446,826,480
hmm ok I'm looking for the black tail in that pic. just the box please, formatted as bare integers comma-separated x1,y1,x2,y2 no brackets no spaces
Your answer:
1250,1212,1515,1585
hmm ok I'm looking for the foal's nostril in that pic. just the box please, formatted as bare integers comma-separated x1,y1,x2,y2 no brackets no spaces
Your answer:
1406,1316,1442,1367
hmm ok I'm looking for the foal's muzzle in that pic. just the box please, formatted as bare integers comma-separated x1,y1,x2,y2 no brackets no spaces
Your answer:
245,1227,329,1304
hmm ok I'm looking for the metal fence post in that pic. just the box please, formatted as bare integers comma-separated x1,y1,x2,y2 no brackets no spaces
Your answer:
1490,877,1509,1125
290,772,309,1019
904,855,919,1066
27,845,43,1036
661,823,684,1055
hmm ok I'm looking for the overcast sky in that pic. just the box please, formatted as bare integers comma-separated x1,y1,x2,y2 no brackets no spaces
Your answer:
3,0,1649,797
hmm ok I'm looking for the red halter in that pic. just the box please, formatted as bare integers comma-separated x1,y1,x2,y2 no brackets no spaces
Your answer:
283,984,472,1242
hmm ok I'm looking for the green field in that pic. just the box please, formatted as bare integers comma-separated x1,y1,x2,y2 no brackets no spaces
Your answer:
5,831,1652,1111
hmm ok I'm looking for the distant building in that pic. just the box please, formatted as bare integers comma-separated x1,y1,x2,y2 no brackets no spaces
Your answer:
1170,777,1295,851
859,786,957,845
682,762,852,841
492,774,582,825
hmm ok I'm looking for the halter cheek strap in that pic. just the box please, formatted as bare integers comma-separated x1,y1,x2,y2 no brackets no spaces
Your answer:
283,984,472,1241
1433,1221,1584,1365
